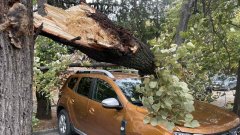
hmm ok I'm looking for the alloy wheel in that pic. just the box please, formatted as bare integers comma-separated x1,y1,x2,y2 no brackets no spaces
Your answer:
59,114,67,134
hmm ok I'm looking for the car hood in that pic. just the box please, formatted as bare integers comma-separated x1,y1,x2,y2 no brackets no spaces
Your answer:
176,101,240,134
136,101,240,134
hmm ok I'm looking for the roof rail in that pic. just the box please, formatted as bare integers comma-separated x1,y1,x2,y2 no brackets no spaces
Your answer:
109,69,138,74
76,69,115,79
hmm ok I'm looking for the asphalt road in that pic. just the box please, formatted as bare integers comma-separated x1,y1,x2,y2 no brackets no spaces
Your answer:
33,129,79,135
33,129,59,135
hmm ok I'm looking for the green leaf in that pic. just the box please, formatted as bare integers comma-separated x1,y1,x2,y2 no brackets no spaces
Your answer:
152,103,161,112
143,78,150,84
185,93,194,100
156,90,162,96
185,114,193,122
184,120,200,128
148,96,154,105
164,98,173,108
149,81,158,88
184,102,195,112
135,85,141,92
166,122,175,131
143,116,151,124
191,120,200,128
184,122,192,128
156,87,164,96
150,118,158,126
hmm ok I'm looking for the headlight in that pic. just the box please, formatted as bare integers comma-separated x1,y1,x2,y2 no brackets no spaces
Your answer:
174,132,191,135
229,125,240,135
174,132,203,135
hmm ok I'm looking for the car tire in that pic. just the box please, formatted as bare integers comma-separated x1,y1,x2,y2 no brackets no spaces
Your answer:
58,109,74,135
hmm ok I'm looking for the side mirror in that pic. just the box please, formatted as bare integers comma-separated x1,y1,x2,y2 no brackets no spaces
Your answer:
101,98,122,110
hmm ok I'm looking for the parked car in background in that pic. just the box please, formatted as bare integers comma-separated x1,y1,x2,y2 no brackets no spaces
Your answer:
220,76,237,91
57,69,240,135
211,74,226,91
209,74,237,91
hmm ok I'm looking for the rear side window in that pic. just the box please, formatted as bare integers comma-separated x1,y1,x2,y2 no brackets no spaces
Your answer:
76,77,92,97
67,77,78,89
93,79,118,102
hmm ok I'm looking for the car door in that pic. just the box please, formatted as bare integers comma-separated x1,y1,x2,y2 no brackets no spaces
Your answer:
85,78,124,135
69,77,94,133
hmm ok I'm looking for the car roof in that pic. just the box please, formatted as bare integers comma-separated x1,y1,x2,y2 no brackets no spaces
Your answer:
72,69,140,80
111,72,139,80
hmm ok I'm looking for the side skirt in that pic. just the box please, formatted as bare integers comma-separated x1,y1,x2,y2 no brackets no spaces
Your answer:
73,126,87,135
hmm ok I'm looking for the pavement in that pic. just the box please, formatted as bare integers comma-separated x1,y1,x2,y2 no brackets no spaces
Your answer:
211,90,235,107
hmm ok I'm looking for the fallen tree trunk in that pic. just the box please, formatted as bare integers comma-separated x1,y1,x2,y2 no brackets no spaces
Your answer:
33,3,155,75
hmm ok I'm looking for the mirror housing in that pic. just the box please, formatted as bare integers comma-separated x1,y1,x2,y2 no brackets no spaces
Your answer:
101,98,122,110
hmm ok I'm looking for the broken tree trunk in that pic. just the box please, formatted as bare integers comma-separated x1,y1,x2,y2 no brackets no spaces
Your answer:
33,3,155,75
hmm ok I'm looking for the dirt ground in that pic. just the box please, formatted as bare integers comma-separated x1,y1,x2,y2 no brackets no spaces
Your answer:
33,107,58,131
33,89,59,132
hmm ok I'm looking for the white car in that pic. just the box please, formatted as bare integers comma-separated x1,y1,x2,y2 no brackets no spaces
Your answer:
221,76,237,91
211,74,226,90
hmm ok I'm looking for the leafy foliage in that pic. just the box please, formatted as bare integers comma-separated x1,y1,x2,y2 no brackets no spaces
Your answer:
32,113,40,128
34,36,71,98
137,43,199,130
139,0,240,130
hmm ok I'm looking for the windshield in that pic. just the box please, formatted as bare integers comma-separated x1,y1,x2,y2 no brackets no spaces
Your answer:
115,78,143,106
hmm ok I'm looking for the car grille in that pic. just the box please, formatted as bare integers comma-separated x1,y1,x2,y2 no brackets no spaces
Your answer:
217,126,240,135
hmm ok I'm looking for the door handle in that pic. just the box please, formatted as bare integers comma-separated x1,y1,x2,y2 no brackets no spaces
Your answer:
70,98,75,104
89,108,95,114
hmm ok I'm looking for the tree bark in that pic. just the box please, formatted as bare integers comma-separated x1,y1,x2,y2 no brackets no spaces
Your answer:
36,91,52,120
174,0,195,45
37,0,47,16
0,1,33,135
233,61,240,116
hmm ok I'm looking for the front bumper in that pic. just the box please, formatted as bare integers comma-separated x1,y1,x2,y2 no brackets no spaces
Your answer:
217,125,240,135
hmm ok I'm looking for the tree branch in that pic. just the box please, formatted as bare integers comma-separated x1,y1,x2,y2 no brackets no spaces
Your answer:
34,23,43,40
174,0,195,45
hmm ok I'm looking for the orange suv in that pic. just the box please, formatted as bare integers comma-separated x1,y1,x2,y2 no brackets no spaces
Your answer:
57,69,240,135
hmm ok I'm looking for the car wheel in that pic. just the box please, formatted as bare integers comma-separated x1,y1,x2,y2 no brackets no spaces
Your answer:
58,109,74,135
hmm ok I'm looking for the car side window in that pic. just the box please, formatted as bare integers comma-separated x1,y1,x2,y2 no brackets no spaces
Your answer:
93,79,118,102
75,77,92,97
67,77,78,89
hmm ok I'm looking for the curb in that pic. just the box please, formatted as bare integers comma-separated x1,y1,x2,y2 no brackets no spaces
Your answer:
32,128,58,135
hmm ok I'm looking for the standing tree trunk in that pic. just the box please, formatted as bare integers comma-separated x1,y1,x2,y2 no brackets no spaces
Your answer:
0,1,33,135
174,0,195,45
233,61,240,116
36,91,52,119
35,0,52,120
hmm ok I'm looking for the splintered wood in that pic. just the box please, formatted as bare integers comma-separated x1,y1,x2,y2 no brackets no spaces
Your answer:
34,3,138,53
34,3,155,75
